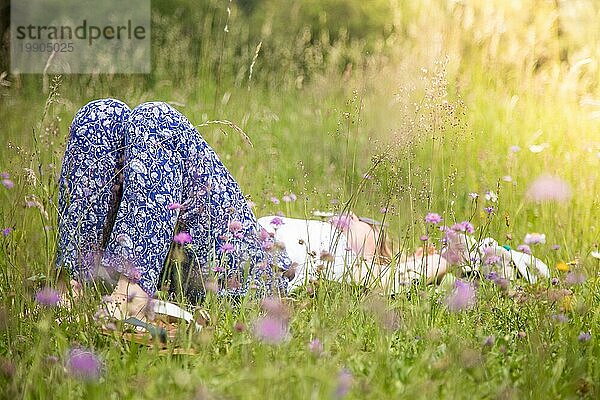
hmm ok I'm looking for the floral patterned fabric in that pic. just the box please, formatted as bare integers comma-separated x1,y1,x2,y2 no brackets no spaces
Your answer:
57,99,291,300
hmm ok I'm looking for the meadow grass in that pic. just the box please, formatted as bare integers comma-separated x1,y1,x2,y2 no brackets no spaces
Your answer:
1,0,600,398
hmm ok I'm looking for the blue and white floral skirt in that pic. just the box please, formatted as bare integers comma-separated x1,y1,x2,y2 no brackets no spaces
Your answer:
56,99,291,302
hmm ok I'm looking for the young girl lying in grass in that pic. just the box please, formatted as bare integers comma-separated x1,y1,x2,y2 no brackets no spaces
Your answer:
56,99,549,332
258,213,550,294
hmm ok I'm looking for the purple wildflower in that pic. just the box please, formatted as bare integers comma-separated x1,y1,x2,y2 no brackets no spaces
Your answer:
282,195,291,202
308,338,324,355
35,287,61,307
419,235,429,242
228,220,243,233
334,369,353,398
484,206,495,214
125,264,142,283
441,229,467,265
253,316,289,344
258,228,271,242
173,232,192,245
459,221,475,234
551,244,560,251
0,172,8,179
1,179,14,189
451,222,466,233
379,207,387,214
269,196,280,205
483,335,495,346
425,212,442,224
220,242,235,253
509,145,521,153
445,280,476,311
487,272,509,290
270,217,284,227
485,255,502,265
167,202,182,210
469,192,479,199
212,265,225,273
66,348,102,380
516,244,532,255
578,331,592,342
2,228,11,237
486,271,498,281
551,277,559,286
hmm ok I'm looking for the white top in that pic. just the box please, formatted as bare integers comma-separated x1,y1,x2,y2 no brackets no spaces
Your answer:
258,217,551,292
257,216,357,290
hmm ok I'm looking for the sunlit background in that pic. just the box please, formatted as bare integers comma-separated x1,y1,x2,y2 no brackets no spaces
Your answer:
0,0,599,398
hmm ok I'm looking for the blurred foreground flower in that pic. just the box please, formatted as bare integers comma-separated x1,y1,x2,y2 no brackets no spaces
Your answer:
282,193,297,202
253,316,289,344
308,338,324,356
565,271,586,285
591,251,600,260
66,348,102,381
35,287,61,307
1,177,14,189
526,175,572,203
524,233,546,245
441,229,468,265
261,297,288,318
445,280,476,311
253,297,290,344
334,368,353,398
